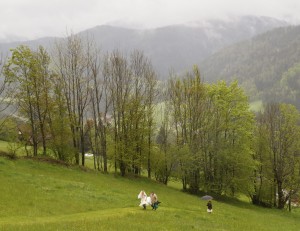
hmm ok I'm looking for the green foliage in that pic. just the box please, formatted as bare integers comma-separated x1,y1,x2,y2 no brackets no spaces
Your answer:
47,89,74,162
167,66,207,192
252,103,300,208
104,51,158,176
0,117,18,142
4,45,53,156
0,117,24,158
1,40,299,214
205,81,255,195
167,69,255,195
249,100,263,112
277,63,300,109
0,140,11,152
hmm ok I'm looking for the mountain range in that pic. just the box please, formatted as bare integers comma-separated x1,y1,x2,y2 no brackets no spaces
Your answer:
0,15,289,78
200,25,300,108
1,15,299,108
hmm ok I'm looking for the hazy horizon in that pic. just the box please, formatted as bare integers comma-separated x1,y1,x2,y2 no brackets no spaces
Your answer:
1,0,300,43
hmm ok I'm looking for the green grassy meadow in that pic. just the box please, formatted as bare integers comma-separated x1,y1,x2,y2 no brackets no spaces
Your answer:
0,140,10,152
0,155,299,231
249,100,263,112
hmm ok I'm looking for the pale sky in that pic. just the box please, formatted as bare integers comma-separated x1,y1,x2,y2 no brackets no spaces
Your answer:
1,0,300,42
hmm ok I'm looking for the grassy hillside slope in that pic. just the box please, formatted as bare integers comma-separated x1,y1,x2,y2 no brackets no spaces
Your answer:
0,156,299,231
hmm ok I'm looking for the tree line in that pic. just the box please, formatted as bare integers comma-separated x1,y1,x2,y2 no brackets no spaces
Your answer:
0,34,299,210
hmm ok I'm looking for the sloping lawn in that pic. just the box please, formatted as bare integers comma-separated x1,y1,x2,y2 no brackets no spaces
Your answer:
0,156,299,231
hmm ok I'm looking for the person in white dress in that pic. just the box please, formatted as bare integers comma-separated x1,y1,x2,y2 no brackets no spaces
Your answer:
138,190,150,209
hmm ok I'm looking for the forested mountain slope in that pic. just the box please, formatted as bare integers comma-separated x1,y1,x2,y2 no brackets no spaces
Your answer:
200,25,300,109
0,16,288,79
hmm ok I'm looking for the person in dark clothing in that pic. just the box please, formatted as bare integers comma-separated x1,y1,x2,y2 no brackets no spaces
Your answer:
207,200,213,213
150,192,158,210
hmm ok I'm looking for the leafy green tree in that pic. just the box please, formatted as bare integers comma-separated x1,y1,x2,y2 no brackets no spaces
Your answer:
279,63,300,109
154,107,177,184
104,50,158,176
4,45,52,156
104,51,133,176
167,66,207,192
206,81,255,196
167,76,187,188
47,73,74,162
251,112,271,206
129,51,158,177
0,117,22,158
168,67,255,195
261,103,300,209
89,45,110,172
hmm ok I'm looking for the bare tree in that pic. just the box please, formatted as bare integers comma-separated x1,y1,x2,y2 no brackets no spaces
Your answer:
104,50,157,176
88,43,111,173
130,50,158,177
53,33,92,165
0,54,15,121
104,50,132,175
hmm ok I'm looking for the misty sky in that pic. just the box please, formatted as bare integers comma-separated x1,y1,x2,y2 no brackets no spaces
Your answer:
1,0,300,42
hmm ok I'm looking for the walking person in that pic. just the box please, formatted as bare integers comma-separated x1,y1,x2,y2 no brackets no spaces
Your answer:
138,190,148,209
150,192,160,210
207,200,213,213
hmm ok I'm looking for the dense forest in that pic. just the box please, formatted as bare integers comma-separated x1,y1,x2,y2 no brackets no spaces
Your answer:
200,25,300,109
0,33,299,210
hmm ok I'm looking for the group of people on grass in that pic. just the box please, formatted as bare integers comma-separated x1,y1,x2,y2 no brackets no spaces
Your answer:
138,190,213,213
138,190,160,210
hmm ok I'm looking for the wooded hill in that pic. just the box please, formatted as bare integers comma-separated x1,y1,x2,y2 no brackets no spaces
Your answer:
200,25,300,109
0,17,300,211
0,15,288,78
1,16,297,109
